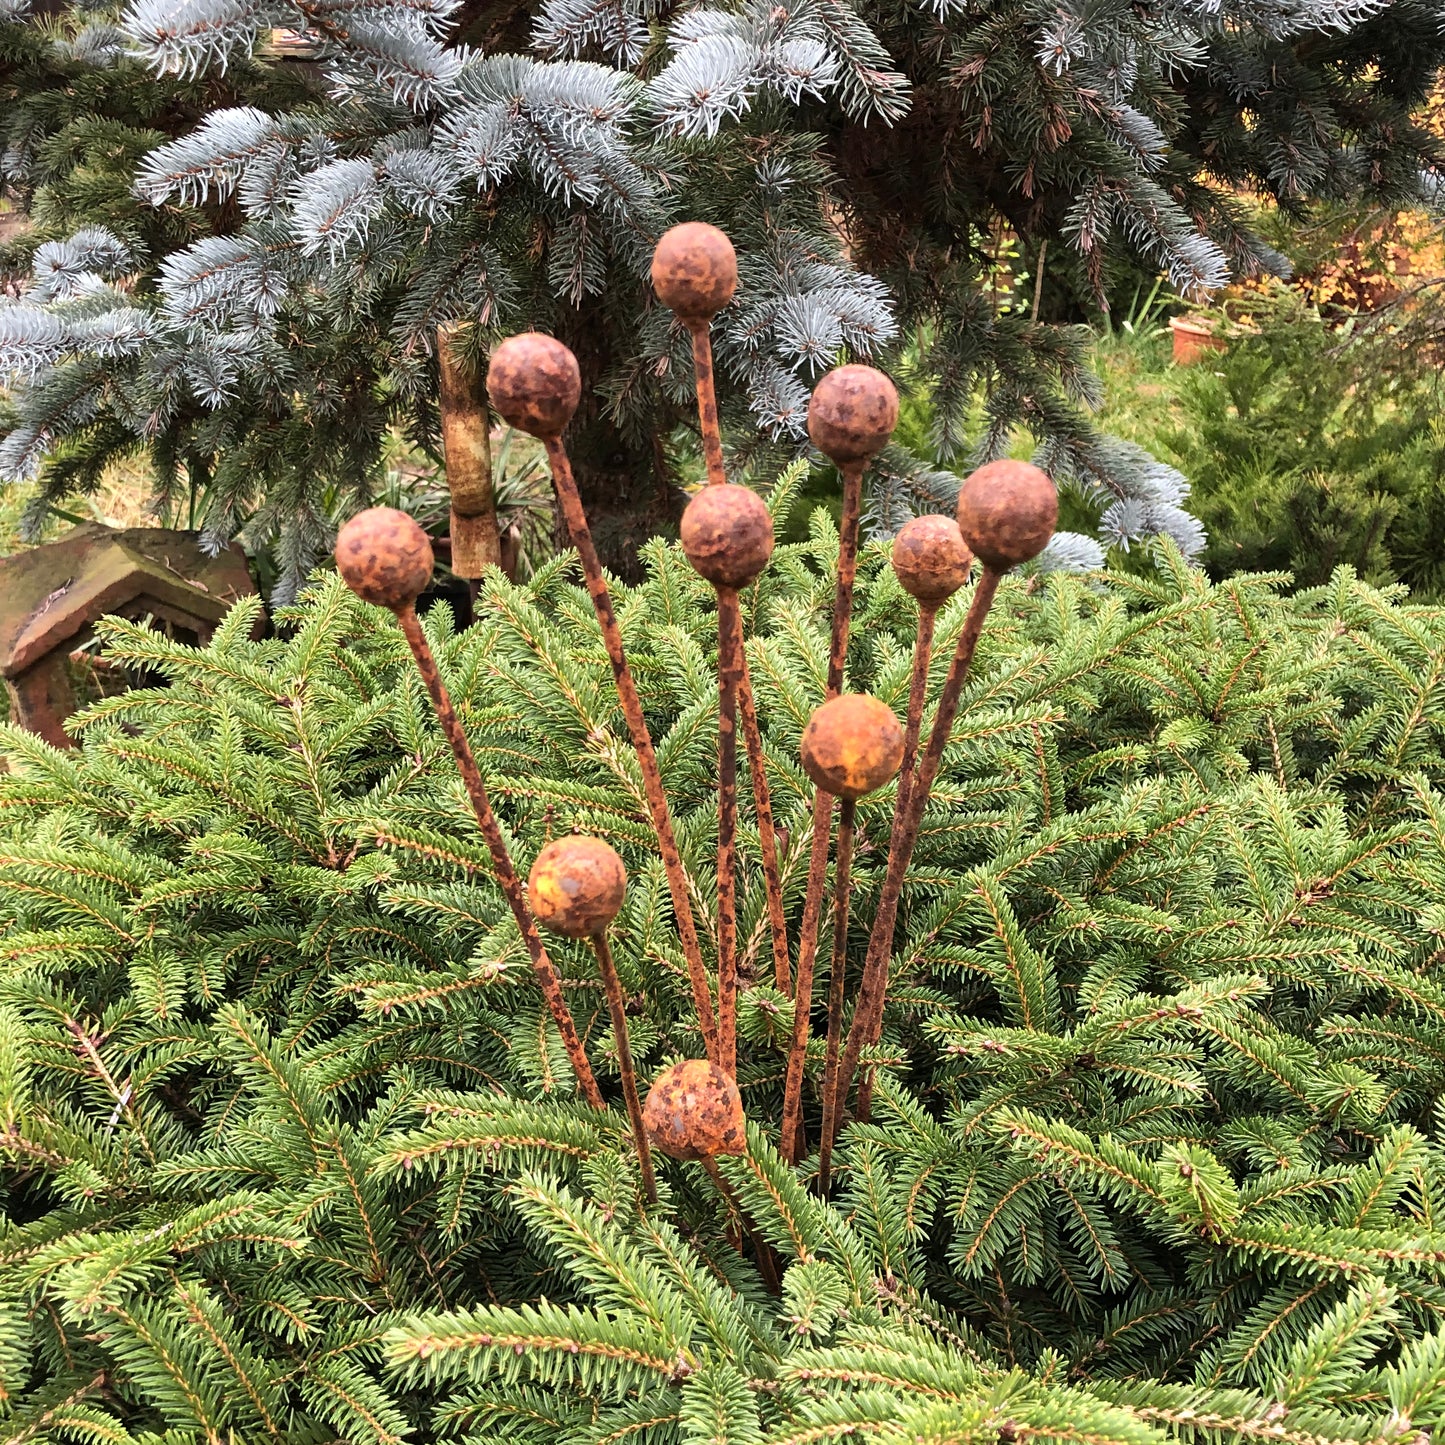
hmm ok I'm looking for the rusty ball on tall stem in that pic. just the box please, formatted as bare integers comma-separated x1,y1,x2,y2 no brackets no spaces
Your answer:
643,1058,746,1161
652,222,738,321
528,836,627,940
800,693,905,801
955,460,1059,570
807,365,900,466
335,506,435,611
486,333,582,439
680,483,774,589
892,515,973,605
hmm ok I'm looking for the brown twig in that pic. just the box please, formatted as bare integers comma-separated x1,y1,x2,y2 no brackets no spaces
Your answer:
831,567,1004,1135
395,605,604,1108
591,931,657,1203
716,584,744,1075
816,797,855,1192
542,436,720,1065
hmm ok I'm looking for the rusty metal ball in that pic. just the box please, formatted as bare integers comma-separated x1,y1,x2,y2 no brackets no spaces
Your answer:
335,507,434,611
642,1058,747,1161
955,460,1058,570
892,515,973,605
800,693,905,801
807,365,899,465
486,333,581,438
680,483,774,589
527,835,627,939
651,223,738,320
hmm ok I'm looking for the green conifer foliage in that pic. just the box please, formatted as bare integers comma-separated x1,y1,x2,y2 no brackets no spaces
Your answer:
7,512,1445,1439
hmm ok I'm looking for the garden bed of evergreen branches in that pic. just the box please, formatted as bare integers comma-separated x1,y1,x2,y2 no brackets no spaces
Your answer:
5,491,1445,1442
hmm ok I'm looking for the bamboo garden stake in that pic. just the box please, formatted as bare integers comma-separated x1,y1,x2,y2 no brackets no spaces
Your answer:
335,506,604,1109
830,460,1057,1141
486,334,720,1064
782,693,903,1179
653,223,793,1003
436,322,501,600
529,836,656,1203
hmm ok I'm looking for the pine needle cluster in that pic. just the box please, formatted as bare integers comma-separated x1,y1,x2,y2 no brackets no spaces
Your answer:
7,492,1445,1439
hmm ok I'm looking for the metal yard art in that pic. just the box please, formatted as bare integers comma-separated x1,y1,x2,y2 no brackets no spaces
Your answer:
335,222,1058,1253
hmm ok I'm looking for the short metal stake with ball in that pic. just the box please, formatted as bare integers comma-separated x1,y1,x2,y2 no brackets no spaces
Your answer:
335,507,603,1109
654,223,792,1006
529,836,656,1203
643,1058,779,1292
781,694,904,1173
486,334,720,1065
831,461,1058,1138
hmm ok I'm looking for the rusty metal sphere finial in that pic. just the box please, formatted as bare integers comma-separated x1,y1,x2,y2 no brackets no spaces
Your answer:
486,333,582,439
643,1058,746,1161
680,483,774,589
652,223,738,321
892,515,974,605
527,835,627,940
955,460,1058,570
807,365,899,466
800,693,905,801
335,506,434,611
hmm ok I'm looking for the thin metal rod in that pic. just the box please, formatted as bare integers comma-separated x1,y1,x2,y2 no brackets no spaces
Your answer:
854,601,936,1124
780,460,863,1159
395,605,603,1108
737,655,791,996
542,437,720,1065
780,789,834,1163
591,932,657,1204
830,567,1005,1137
688,321,727,489
687,317,790,1001
716,585,743,1075
816,797,855,1193
701,1155,781,1295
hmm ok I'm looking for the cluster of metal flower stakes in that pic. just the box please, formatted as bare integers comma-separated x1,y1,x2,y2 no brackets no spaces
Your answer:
335,223,1058,1256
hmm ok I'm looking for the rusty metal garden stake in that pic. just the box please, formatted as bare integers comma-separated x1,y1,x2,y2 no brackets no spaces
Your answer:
816,796,855,1193
680,482,773,1075
487,334,720,1064
851,516,973,1120
335,507,604,1109
830,462,1058,1142
655,224,792,1032
528,836,656,1203
781,694,903,1166
436,322,500,603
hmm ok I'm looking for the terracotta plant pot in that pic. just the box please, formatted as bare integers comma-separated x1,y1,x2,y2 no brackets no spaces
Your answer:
1169,315,1229,366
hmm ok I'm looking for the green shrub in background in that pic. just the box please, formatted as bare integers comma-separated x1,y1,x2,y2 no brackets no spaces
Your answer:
1093,289,1445,597
9,497,1445,1439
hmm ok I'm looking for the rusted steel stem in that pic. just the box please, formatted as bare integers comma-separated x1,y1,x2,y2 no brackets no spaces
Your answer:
825,463,864,698
780,788,834,1163
716,585,744,1075
853,608,933,1125
541,436,720,1064
686,317,790,1001
816,797,855,1193
591,931,657,1203
700,1155,782,1295
395,605,603,1108
688,322,727,489
737,659,791,995
831,567,1005,1136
